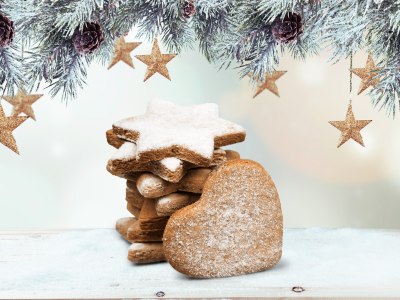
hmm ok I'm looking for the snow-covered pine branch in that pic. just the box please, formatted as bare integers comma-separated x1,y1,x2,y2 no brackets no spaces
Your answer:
0,0,400,116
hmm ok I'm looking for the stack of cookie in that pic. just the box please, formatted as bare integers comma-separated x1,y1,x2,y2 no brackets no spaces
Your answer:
105,98,246,263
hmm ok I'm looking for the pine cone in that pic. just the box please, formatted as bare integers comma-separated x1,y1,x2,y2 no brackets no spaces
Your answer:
272,13,303,44
73,22,104,55
182,0,195,19
0,14,15,48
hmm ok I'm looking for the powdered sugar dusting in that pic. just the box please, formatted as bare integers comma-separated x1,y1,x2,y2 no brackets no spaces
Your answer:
137,174,165,196
111,142,136,160
155,193,201,217
164,161,283,278
116,217,133,227
129,243,149,250
113,98,246,162
111,142,182,173
159,157,182,172
158,195,175,205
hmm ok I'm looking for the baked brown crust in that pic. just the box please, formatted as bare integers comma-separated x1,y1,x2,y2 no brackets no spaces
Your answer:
106,129,125,149
128,242,166,263
126,182,147,209
155,192,201,217
136,168,211,198
225,149,240,161
113,124,245,167
127,221,164,242
115,217,137,243
126,203,141,219
110,143,226,183
106,160,141,182
139,198,169,232
112,99,246,167
163,159,283,278
107,150,240,186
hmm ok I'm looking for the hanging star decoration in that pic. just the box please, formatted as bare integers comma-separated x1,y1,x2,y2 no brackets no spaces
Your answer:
349,54,381,95
2,87,43,121
248,71,287,98
108,37,141,70
135,38,177,82
329,105,372,148
0,101,29,154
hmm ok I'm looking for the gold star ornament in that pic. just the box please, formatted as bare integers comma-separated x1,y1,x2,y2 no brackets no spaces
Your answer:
329,105,372,148
135,38,177,82
2,87,43,121
108,37,141,70
349,54,381,95
248,71,287,98
0,101,29,154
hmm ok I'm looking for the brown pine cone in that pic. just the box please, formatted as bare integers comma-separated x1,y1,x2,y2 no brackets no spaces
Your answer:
272,13,303,44
0,14,15,48
182,0,195,19
73,22,104,55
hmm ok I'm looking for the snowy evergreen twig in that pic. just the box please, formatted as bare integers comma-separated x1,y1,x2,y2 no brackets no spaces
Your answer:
0,0,400,117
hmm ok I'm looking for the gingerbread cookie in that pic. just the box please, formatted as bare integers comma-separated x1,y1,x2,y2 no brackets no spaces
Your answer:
126,182,147,209
128,242,166,263
108,150,240,184
107,160,141,182
112,98,246,166
110,141,226,183
155,192,201,217
127,221,163,242
115,217,137,242
225,149,240,161
136,168,211,198
134,150,240,198
106,129,125,149
139,198,169,231
163,159,283,278
127,203,141,219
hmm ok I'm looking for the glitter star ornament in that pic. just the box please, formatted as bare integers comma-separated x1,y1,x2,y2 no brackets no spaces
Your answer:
108,38,141,70
248,71,287,98
2,87,43,121
349,54,381,95
329,105,372,148
135,38,177,82
0,101,29,154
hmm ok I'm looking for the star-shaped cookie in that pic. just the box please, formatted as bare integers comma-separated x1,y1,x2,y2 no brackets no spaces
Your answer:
2,87,43,121
248,71,287,98
135,38,177,82
108,38,141,70
329,105,372,148
112,98,246,166
349,54,381,95
109,141,227,183
0,101,29,154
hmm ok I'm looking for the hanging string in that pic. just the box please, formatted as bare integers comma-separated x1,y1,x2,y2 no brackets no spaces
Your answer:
349,52,353,106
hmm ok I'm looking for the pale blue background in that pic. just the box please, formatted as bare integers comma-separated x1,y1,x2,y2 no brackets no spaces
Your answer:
1,31,399,229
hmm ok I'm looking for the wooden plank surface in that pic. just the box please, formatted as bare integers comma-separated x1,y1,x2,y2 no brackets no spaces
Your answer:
0,228,399,299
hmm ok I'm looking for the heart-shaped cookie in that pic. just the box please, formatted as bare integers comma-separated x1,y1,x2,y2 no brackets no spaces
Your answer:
163,159,283,278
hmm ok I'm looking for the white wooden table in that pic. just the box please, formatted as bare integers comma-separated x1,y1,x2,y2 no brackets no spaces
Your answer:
1,228,399,299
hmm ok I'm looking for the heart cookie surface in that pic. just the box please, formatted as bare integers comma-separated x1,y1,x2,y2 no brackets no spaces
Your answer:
163,159,283,278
